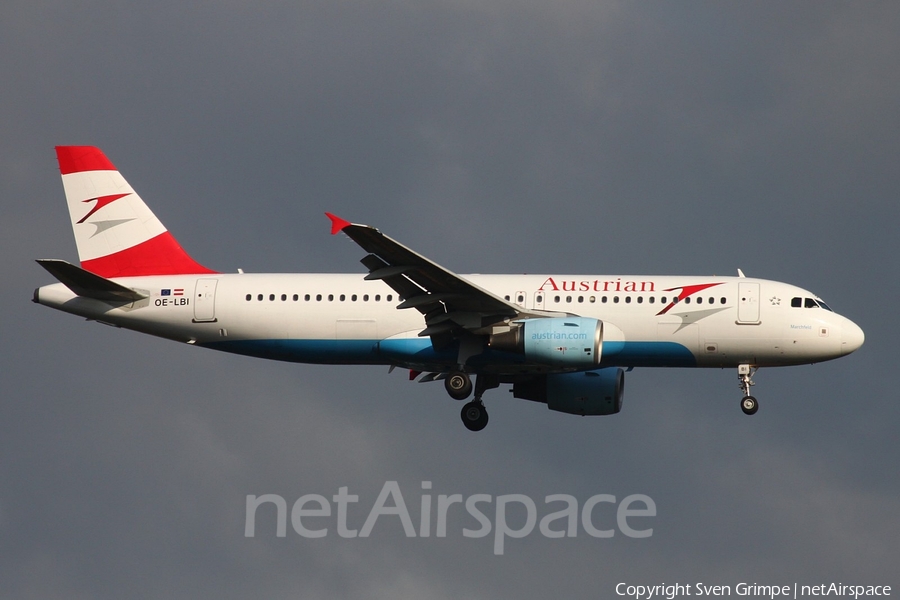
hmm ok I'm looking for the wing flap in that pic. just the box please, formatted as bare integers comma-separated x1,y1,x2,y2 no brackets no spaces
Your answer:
364,265,415,280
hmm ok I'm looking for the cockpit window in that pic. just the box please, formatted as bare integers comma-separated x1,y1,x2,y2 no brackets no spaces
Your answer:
793,296,833,311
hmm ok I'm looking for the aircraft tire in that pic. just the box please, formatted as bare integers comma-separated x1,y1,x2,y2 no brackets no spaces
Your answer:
445,371,473,400
461,401,489,431
741,395,759,415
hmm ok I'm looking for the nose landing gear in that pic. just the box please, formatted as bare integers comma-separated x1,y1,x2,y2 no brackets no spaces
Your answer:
738,364,759,415
741,395,758,415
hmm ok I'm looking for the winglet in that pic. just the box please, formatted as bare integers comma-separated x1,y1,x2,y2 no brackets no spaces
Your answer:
325,212,352,235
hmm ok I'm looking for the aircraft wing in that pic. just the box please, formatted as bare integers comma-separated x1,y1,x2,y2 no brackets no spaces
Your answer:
327,213,561,345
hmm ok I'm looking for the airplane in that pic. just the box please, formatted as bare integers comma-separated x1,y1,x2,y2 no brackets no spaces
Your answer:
33,146,865,431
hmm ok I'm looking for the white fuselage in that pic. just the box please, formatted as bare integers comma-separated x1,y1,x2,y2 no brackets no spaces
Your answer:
40,147,866,426
34,272,864,373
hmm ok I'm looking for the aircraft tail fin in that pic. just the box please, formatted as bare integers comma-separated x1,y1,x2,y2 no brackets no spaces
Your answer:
55,146,216,278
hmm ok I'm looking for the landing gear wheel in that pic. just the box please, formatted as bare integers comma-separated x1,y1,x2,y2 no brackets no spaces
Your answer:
445,371,472,400
737,365,759,415
741,395,758,416
461,401,489,431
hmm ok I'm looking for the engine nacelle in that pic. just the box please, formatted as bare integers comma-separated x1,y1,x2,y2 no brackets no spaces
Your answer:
489,317,602,368
513,368,625,416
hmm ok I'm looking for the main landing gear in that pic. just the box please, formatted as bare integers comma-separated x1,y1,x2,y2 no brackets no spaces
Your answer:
445,370,497,432
444,371,473,400
461,400,489,432
738,364,759,416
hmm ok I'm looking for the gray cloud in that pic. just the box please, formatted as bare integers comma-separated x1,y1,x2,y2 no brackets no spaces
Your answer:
1,1,898,598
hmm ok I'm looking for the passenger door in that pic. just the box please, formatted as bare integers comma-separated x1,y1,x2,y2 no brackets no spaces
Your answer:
737,282,760,324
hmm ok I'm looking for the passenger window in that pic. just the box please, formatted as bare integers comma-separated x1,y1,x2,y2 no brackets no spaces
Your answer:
536,294,543,303
625,296,631,304
589,296,596,303
269,294,275,301
281,294,287,301
649,297,655,304
566,296,572,303
554,296,560,303
602,296,608,303
504,295,510,301
352,294,357,301
613,296,619,304
637,296,643,304
720,297,726,304
696,297,702,304
363,294,369,301
328,294,334,301
245,294,251,301
258,294,263,301
305,294,310,301
340,294,345,301
316,294,322,301
293,294,299,301
375,294,381,301
577,296,583,303
684,297,691,304
387,295,393,301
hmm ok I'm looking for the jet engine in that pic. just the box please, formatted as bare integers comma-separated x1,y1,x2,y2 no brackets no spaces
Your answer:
488,317,602,368
513,368,625,416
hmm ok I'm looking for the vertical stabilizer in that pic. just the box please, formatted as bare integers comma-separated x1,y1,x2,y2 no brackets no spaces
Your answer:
55,146,216,277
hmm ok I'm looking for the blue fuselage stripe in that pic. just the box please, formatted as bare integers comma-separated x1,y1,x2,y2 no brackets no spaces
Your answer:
202,338,697,368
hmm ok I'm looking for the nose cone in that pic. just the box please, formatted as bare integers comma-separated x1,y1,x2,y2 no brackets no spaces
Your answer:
841,319,865,356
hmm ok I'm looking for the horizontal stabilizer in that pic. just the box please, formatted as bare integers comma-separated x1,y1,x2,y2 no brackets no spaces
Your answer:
36,259,149,302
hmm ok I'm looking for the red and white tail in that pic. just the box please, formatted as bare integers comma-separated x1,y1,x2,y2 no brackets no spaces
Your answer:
55,146,216,278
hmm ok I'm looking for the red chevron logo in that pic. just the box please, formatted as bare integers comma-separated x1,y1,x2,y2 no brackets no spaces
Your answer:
655,282,725,316
77,193,131,224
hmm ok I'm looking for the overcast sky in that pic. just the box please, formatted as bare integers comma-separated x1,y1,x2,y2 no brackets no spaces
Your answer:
2,2,898,598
